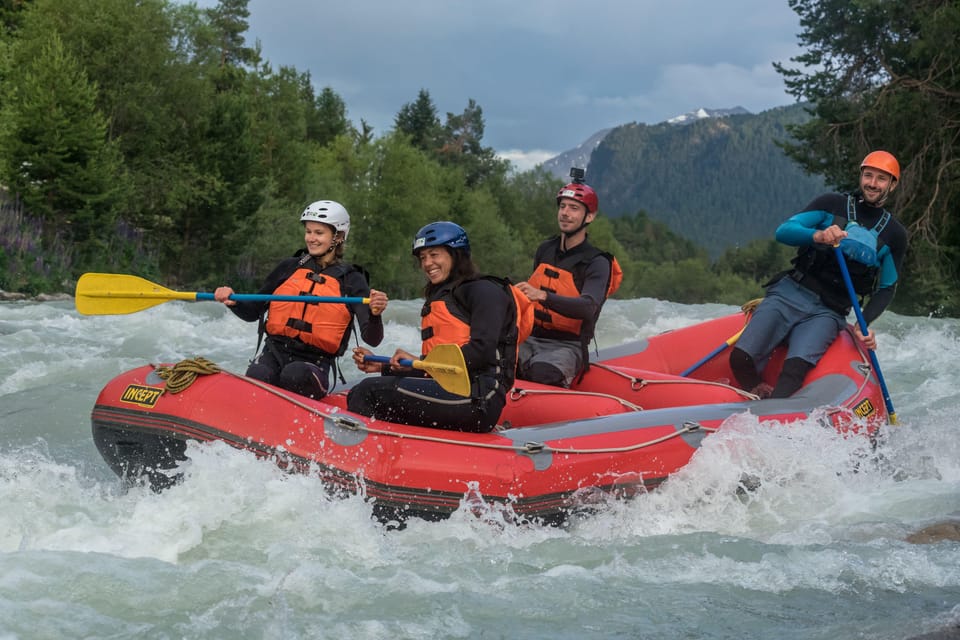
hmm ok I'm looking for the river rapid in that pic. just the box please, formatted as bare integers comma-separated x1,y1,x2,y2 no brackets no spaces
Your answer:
1,297,958,639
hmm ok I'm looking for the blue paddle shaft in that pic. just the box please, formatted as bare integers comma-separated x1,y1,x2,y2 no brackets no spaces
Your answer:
195,292,369,304
364,355,415,368
834,246,896,420
680,343,727,377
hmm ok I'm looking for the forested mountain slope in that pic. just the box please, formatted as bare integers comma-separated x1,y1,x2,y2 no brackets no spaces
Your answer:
586,104,826,257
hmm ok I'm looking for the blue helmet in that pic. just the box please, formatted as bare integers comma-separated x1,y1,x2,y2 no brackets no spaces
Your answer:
412,221,470,255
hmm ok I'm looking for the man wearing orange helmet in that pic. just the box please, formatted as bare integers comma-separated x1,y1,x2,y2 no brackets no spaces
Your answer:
729,151,909,399
515,168,623,387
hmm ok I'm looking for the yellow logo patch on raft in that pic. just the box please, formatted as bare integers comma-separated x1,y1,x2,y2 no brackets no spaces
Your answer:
120,384,164,408
853,398,876,419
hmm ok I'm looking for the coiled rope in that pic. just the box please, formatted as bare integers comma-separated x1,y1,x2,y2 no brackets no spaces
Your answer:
153,357,222,394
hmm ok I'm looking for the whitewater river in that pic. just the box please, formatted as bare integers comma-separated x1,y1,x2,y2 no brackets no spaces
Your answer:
1,296,958,639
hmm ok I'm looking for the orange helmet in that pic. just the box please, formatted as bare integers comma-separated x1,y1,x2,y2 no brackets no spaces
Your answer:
860,150,900,181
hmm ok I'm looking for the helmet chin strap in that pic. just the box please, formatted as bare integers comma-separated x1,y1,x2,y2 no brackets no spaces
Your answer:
324,234,345,256
876,184,895,207
314,238,341,263
561,217,590,247
862,185,893,208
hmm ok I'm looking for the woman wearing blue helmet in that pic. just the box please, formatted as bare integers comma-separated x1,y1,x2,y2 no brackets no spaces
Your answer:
348,221,519,432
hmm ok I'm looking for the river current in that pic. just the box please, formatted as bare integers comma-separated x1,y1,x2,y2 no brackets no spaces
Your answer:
1,297,958,639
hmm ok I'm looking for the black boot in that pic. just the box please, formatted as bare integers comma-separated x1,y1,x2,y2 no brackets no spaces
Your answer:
771,357,814,398
729,347,763,390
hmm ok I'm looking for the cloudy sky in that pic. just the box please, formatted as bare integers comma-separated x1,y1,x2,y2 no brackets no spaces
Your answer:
202,0,806,170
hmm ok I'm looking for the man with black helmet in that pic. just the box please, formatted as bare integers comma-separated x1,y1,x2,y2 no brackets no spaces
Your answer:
515,168,622,388
729,151,909,399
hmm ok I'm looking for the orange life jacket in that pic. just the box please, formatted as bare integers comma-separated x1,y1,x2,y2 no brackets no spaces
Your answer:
264,261,355,356
420,298,472,355
527,241,622,341
505,279,534,346
420,276,521,386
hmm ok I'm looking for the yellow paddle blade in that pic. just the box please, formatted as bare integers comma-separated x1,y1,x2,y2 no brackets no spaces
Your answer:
415,344,471,397
75,273,195,315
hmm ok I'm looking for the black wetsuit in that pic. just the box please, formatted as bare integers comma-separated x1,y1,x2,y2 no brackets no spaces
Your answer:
346,277,515,433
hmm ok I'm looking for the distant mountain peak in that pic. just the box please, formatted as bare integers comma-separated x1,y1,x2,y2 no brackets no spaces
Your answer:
539,127,612,181
666,106,751,125
540,107,754,179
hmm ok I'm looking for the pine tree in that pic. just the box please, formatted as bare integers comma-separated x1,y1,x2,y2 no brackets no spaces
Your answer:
0,32,127,269
395,88,441,152
312,86,351,146
437,99,508,187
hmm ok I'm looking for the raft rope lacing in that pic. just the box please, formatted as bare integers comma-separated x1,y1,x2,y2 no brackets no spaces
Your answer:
152,357,222,394
585,362,759,399
509,385,645,411
846,325,875,400
219,369,716,456
155,311,876,455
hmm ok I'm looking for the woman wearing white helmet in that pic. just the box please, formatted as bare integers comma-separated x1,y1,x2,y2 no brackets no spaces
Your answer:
214,200,388,399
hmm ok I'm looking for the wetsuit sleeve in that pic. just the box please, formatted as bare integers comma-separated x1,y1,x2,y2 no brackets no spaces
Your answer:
458,280,511,373
862,287,894,326
228,258,298,322
774,210,834,247
542,255,609,320
862,218,908,325
343,269,384,347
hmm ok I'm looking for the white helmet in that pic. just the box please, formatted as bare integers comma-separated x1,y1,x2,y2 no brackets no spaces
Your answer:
300,200,350,241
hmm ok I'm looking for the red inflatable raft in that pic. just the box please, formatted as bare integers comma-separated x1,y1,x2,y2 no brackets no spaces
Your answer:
91,311,888,524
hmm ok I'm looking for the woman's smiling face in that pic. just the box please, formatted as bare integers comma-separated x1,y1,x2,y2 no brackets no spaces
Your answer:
304,221,337,258
417,246,453,284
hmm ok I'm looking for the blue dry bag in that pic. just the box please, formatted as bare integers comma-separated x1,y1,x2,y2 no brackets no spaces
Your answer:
839,222,878,266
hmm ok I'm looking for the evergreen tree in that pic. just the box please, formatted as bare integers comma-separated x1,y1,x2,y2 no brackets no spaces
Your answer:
311,86,351,146
0,0,29,39
437,99,509,187
395,88,441,152
489,166,560,250
246,63,311,199
0,32,127,270
206,0,257,70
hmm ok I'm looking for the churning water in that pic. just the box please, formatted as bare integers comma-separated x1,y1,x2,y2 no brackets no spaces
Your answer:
1,297,958,639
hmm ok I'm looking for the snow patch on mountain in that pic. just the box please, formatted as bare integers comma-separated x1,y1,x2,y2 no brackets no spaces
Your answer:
666,106,751,125
539,107,752,179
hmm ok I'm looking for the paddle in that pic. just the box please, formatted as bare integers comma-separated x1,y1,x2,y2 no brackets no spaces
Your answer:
75,273,370,316
680,298,762,377
680,326,746,377
834,247,898,425
363,344,470,397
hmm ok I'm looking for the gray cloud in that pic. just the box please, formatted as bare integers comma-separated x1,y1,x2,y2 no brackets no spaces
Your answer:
201,0,804,165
